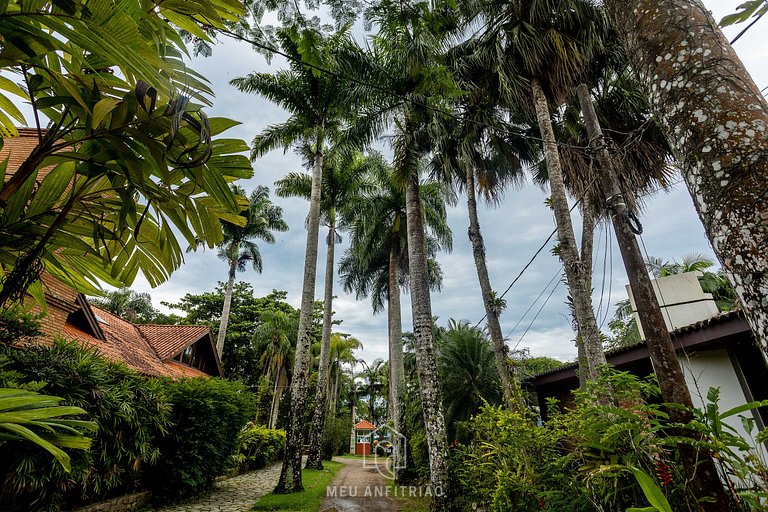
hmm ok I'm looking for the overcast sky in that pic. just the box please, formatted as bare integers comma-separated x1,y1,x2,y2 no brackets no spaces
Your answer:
123,0,767,364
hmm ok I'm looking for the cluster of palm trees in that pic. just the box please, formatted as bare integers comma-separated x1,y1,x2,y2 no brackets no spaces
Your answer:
220,0,765,509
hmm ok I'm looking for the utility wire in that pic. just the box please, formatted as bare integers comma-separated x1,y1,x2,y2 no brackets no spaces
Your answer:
510,277,562,352
504,265,563,340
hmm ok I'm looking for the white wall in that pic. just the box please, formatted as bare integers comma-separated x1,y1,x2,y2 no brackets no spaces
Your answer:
627,272,720,338
678,349,768,464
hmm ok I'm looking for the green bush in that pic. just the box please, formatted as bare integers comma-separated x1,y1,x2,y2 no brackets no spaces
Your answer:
0,340,171,512
230,422,286,473
145,377,257,502
456,369,768,511
322,414,352,460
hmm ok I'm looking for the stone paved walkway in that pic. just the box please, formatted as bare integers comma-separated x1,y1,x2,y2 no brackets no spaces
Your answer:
152,463,282,512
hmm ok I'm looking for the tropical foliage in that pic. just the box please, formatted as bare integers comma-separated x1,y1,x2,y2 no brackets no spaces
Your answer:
0,0,252,306
0,340,172,511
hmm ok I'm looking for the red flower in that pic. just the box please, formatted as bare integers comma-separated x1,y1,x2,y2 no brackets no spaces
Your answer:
656,461,673,486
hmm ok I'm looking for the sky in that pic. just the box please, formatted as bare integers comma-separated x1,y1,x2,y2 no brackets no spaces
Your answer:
118,0,767,364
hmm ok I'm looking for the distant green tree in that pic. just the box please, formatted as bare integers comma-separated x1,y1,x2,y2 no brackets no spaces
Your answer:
90,288,160,324
436,320,502,441
163,284,296,386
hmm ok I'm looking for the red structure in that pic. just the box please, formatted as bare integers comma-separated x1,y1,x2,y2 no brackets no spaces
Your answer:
353,420,376,455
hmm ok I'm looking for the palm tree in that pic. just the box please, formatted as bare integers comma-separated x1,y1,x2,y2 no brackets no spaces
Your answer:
254,311,297,429
275,149,374,469
336,1,458,500
436,320,502,441
472,0,609,384
327,333,363,418
357,358,388,426
339,156,451,481
604,0,768,358
215,185,288,357
431,41,538,413
231,28,356,493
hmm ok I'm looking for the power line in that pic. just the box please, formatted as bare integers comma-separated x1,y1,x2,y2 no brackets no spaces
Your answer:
510,277,562,352
504,265,563,340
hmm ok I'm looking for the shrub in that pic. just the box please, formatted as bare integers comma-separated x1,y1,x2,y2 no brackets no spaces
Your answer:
0,340,171,512
230,422,286,473
145,377,256,502
322,414,352,460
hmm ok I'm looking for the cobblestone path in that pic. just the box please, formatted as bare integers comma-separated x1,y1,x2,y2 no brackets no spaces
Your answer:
152,463,282,512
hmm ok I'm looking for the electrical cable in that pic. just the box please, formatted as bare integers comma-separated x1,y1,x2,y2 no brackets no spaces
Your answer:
504,265,563,340
510,277,562,352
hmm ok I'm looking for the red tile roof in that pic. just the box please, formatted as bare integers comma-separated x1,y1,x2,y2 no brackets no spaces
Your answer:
354,420,377,430
6,130,221,379
136,324,211,359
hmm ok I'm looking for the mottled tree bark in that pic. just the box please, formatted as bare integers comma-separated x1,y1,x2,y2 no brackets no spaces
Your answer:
532,79,607,382
577,83,732,511
269,367,282,430
216,257,237,357
405,172,452,510
305,219,337,470
605,0,768,348
576,201,596,388
466,165,525,412
388,239,406,480
274,150,324,493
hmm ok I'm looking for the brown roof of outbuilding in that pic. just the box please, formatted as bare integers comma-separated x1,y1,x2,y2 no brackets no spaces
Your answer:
533,310,748,380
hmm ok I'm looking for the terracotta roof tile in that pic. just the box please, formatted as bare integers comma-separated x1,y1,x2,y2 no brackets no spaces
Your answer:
135,324,211,359
1,128,57,183
354,420,377,430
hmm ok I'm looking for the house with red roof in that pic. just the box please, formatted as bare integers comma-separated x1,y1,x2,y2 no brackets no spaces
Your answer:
3,128,221,378
32,274,222,378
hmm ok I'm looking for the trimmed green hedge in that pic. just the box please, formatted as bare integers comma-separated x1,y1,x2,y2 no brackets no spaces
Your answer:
145,377,257,502
0,340,260,510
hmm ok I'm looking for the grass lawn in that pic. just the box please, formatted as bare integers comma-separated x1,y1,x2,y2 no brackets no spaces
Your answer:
252,460,342,512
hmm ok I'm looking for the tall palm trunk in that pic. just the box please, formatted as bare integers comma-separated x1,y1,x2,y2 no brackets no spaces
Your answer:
388,239,406,479
465,165,525,412
275,150,324,493
216,255,237,357
404,170,451,508
576,201,596,388
269,367,281,430
306,218,337,470
531,78,606,383
604,0,768,351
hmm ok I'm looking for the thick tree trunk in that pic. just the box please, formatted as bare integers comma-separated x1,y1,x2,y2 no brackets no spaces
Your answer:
605,0,768,348
465,166,525,412
577,202,596,388
532,78,606,383
216,257,237,357
275,151,324,493
577,84,731,510
305,219,337,470
404,172,451,509
388,240,406,480
269,367,281,430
